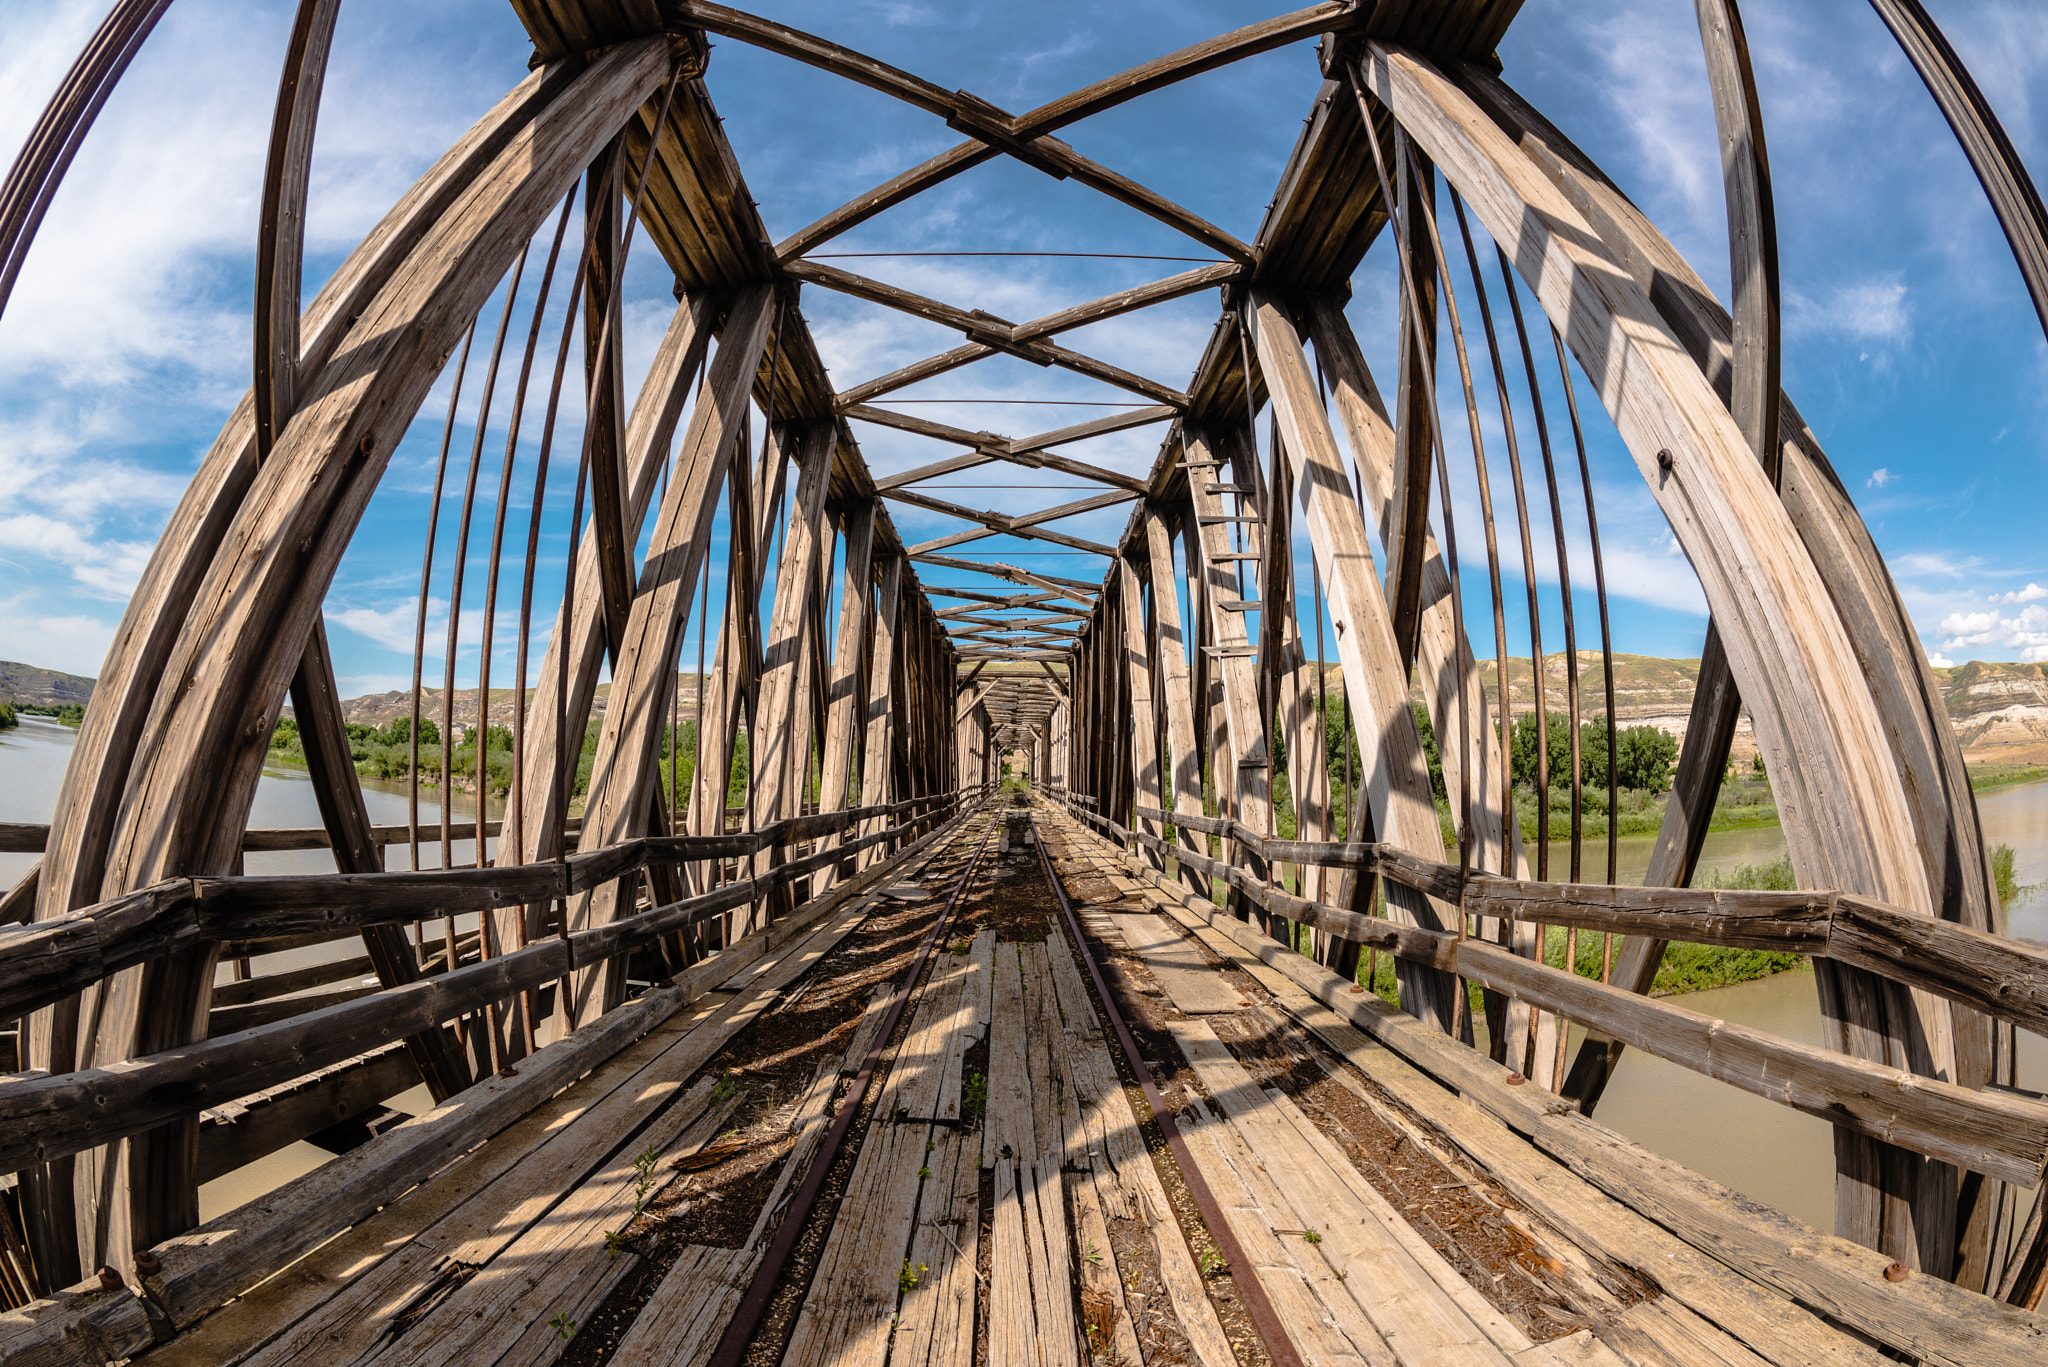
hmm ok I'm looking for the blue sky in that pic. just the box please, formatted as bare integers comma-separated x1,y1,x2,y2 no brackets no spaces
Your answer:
1,0,2045,696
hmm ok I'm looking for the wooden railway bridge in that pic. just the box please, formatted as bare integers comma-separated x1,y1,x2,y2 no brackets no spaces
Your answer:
4,1,2048,1362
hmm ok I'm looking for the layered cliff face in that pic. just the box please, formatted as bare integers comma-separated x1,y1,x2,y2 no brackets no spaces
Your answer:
1934,661,2048,767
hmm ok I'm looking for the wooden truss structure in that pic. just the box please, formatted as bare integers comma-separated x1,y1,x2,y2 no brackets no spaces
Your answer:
5,0,2048,1345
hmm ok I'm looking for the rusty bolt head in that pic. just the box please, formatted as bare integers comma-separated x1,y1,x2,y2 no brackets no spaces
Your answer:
97,1266,124,1290
1505,1072,1528,1086
133,1249,161,1276
1656,448,1675,473
1884,1261,1910,1282
357,432,377,458
1347,983,1365,995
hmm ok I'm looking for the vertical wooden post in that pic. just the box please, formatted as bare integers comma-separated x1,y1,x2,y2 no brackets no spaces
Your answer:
1248,289,1460,1034
557,285,776,1029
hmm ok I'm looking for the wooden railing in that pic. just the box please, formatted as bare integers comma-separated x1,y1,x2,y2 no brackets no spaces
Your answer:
0,792,963,1172
1046,793,2048,1189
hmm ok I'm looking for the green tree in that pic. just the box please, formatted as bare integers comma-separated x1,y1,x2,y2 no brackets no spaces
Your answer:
1508,711,1576,790
0,701,16,729
1615,724,1678,793
1578,715,1612,791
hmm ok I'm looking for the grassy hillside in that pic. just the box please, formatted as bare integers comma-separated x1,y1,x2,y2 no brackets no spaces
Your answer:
0,660,94,709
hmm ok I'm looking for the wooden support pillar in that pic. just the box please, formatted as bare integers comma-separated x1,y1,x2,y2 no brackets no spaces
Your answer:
1181,425,1273,914
817,501,877,884
858,557,903,865
1248,288,1460,1034
1146,500,1204,897
746,422,838,919
558,284,776,1030
1305,293,1534,1063
1117,560,1165,870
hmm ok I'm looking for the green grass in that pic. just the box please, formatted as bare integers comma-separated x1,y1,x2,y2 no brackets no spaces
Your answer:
1969,764,2048,795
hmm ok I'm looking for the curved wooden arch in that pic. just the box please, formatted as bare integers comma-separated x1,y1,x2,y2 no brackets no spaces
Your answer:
9,0,2045,1316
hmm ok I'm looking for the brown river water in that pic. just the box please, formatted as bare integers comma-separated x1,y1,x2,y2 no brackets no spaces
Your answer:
5,714,2044,1230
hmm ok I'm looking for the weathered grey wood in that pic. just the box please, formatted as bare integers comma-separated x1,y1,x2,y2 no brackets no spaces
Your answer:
195,1043,420,1184
503,290,716,872
857,558,903,867
1109,913,1244,1013
1250,289,1458,1028
561,284,777,1025
1365,39,1961,1264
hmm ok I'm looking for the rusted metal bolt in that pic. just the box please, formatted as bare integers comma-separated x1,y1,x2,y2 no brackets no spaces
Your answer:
133,1249,160,1276
1347,983,1365,995
97,1266,124,1290
1505,1072,1528,1086
1656,448,1675,473
1884,1261,1910,1283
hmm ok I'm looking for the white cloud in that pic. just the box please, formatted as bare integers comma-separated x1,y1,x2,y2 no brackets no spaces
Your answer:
1936,603,2048,663
1786,277,1912,349
0,514,155,598
1927,651,1954,668
1992,583,2048,604
0,598,117,677
1867,467,1895,489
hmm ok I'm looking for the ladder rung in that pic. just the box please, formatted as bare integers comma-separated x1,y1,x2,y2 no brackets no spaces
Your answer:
1199,515,1260,525
1208,552,1260,561
1218,599,1260,611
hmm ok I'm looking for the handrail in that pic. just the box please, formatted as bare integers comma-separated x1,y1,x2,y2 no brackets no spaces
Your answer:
1041,797,2048,1188
0,792,964,1025
1117,800,2048,1038
0,796,970,1170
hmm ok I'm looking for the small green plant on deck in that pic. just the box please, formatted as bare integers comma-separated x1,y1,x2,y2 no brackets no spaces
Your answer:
1082,1238,1103,1266
918,1165,932,1179
964,1070,988,1119
548,1312,577,1341
1303,1228,1322,1245
1197,1247,1226,1278
898,1259,927,1293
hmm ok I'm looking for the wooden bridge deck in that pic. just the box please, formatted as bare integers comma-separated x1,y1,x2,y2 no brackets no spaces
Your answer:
99,803,2019,1367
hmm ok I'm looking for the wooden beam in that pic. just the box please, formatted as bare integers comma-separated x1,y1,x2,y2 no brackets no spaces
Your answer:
765,1,1358,260
1250,288,1459,1030
836,342,995,408
561,284,777,1027
1368,39,1959,1267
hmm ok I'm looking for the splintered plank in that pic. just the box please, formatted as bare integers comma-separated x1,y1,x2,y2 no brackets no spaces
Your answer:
1109,912,1245,1013
1176,1102,1388,1367
1019,946,1067,1163
987,944,1037,1167
372,1076,732,1367
886,941,974,1121
935,929,995,1123
227,998,734,1367
1067,1169,1144,1367
990,1159,1036,1367
608,1245,759,1367
781,1121,934,1367
1024,1158,1082,1367
1163,1018,1513,1367
1042,930,1115,1176
894,1128,980,1367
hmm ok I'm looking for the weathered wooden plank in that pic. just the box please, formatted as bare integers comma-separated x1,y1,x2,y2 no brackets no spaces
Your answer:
986,942,1036,1168
195,1042,420,1184
369,1076,726,1367
1109,913,1244,1014
1165,1018,1509,1366
608,1244,757,1367
1082,819,2044,1367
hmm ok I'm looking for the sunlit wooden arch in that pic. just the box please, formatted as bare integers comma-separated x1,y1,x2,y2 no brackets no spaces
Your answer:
2,0,2046,1339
